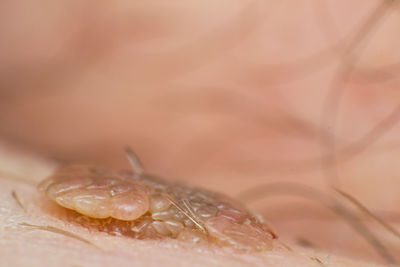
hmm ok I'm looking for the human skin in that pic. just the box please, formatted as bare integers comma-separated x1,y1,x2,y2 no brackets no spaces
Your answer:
1,0,400,266
0,143,385,267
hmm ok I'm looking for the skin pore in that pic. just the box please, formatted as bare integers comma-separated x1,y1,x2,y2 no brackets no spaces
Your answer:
1,0,400,266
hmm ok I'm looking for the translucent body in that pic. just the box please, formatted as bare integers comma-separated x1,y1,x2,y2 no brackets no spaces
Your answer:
38,164,276,251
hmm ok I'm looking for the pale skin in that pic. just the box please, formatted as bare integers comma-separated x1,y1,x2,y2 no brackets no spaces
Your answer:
0,144,384,267
1,0,400,266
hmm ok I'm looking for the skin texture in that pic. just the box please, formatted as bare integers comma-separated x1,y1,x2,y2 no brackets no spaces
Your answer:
0,143,384,267
1,0,400,266
37,163,277,250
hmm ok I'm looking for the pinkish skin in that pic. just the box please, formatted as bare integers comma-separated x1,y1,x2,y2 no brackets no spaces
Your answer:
38,164,278,251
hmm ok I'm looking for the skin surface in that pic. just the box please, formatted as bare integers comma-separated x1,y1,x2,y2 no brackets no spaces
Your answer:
37,162,277,250
1,0,400,266
0,143,384,267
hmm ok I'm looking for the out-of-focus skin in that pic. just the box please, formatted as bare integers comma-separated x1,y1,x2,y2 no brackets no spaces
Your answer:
1,0,400,265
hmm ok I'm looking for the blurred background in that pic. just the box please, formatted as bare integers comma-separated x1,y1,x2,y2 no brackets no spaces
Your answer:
1,0,400,264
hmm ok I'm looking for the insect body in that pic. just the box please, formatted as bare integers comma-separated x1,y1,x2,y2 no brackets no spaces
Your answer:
38,149,277,251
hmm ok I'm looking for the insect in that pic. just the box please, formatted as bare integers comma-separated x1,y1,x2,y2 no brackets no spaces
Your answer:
38,148,277,251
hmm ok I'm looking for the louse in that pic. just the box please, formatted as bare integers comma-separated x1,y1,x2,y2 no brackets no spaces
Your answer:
37,148,278,251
